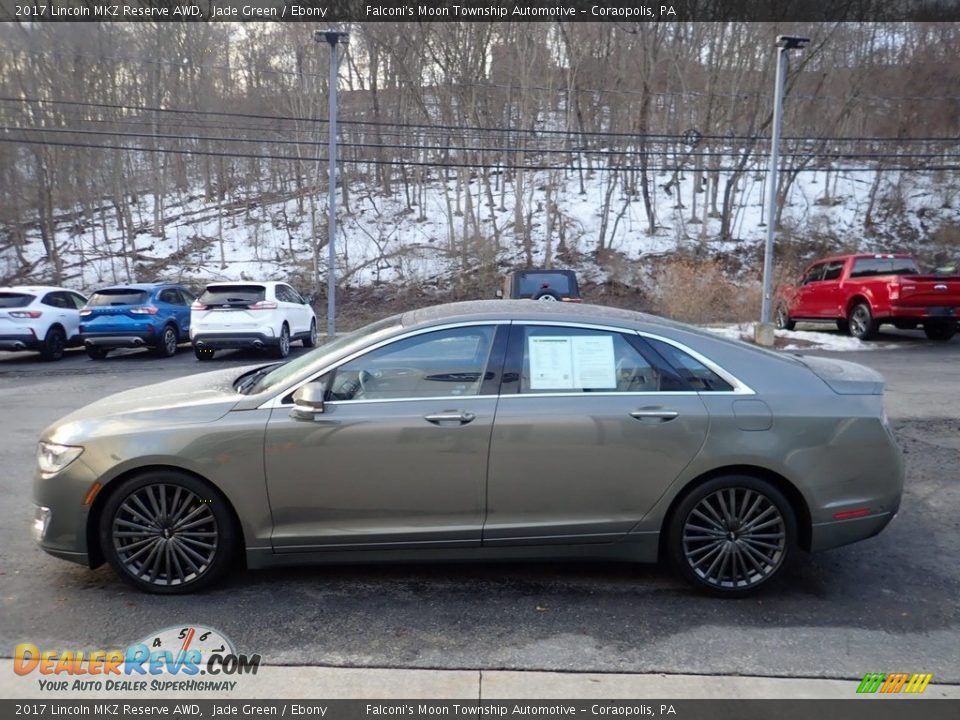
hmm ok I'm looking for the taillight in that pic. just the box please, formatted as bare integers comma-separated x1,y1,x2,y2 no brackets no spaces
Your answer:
248,301,278,310
888,282,900,301
9,310,42,318
833,508,871,520
79,308,91,316
130,306,159,315
191,301,207,310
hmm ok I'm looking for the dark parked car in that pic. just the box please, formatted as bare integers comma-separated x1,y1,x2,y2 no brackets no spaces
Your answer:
34,301,902,596
80,283,195,359
498,269,581,302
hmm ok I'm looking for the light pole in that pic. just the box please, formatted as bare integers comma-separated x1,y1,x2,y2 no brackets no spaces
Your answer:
759,34,809,339
316,30,348,338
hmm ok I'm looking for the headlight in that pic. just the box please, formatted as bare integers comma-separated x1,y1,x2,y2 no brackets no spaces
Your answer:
37,442,84,475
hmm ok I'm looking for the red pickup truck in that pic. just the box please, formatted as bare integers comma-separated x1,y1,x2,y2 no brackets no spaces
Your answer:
775,254,960,341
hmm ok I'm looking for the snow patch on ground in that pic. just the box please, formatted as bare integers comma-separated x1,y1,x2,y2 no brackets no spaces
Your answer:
704,324,900,352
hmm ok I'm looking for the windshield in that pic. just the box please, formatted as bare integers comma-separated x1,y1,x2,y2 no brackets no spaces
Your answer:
245,315,403,395
517,272,574,296
849,258,919,278
88,289,149,306
0,293,34,308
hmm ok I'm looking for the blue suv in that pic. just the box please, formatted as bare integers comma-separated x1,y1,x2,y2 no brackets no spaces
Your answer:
80,283,195,359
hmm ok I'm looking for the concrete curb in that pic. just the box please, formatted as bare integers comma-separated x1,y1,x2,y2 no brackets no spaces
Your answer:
2,662,958,700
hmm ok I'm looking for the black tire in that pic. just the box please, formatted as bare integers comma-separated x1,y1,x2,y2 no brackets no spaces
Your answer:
154,324,179,358
667,475,797,598
39,325,66,361
774,304,795,331
836,319,850,334
98,470,237,594
923,321,957,342
85,345,108,360
302,318,318,348
532,288,561,302
847,302,878,340
194,345,216,361
274,323,290,358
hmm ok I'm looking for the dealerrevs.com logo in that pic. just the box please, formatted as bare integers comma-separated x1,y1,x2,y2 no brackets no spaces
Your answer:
13,625,260,693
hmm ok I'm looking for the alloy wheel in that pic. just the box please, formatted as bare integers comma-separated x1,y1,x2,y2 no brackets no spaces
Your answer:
681,487,787,590
111,483,219,587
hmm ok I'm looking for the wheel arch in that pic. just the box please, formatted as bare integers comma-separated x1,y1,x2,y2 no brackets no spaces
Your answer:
845,294,872,316
658,464,813,556
85,464,247,569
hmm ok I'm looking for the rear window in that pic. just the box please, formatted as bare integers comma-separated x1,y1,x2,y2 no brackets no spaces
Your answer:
516,273,574,296
87,289,149,306
850,258,919,278
198,285,266,306
0,293,34,308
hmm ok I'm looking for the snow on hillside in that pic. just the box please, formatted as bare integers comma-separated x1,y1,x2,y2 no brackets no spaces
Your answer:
3,163,959,295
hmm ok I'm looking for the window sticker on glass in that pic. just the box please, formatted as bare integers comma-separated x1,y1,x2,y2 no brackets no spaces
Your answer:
528,335,617,390
571,335,616,388
529,336,574,389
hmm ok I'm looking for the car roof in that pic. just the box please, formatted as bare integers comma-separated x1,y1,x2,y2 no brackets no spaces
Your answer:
0,285,78,294
91,283,177,292
403,300,673,330
809,253,914,265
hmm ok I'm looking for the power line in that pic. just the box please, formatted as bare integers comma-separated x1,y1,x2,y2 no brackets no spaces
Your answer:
3,135,956,174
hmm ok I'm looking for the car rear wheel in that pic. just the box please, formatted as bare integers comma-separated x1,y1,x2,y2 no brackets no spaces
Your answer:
847,302,878,340
923,321,957,342
194,345,216,361
98,470,237,594
303,318,318,348
774,304,795,331
85,345,108,360
668,475,796,597
274,323,290,358
39,326,66,361
155,325,178,358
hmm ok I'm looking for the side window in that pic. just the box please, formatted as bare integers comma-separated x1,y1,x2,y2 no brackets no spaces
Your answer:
68,293,87,309
158,289,181,305
519,326,667,393
327,326,496,401
822,261,844,281
41,292,68,309
801,264,825,285
178,288,195,304
281,285,303,304
645,338,734,392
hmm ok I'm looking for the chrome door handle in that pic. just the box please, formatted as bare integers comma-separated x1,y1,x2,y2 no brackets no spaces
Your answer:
630,409,679,421
424,411,476,425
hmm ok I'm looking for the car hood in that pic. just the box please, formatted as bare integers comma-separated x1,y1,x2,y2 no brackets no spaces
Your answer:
795,355,885,395
42,366,252,444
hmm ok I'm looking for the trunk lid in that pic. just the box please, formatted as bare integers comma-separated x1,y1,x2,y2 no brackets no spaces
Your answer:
794,355,885,395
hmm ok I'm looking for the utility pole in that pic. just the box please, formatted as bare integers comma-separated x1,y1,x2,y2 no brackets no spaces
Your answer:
758,34,809,344
316,30,348,337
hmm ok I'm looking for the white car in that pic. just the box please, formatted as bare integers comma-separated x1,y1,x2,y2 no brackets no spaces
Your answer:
0,285,88,361
190,281,318,360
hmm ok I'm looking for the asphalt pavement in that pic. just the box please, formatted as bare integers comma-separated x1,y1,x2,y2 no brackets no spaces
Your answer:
0,333,957,689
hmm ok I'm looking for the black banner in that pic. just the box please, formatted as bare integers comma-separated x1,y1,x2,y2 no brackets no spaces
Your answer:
2,700,960,720
1,0,959,23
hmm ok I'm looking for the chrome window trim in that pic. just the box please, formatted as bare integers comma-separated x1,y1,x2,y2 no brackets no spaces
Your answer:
259,320,509,409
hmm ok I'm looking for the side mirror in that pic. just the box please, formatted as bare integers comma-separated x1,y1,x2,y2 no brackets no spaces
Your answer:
290,381,326,421
495,289,504,299
303,293,315,305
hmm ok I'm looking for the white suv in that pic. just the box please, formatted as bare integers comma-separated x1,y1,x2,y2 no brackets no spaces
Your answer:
190,281,318,360
0,286,88,361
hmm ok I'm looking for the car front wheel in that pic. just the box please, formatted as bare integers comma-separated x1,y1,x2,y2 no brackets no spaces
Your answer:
98,470,237,594
303,318,318,348
668,475,796,597
155,325,179,358
774,304,795,331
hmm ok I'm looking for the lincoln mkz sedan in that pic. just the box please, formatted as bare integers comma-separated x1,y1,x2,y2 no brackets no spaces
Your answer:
33,301,903,596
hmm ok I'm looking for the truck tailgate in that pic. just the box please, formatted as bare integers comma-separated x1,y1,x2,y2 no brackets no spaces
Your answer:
897,276,960,307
